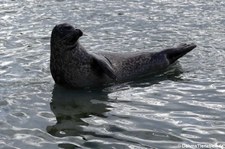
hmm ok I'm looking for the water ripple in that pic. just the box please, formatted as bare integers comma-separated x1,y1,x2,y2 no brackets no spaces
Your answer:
1,0,225,148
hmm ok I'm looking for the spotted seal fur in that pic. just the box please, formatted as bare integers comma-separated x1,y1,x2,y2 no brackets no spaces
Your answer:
50,23,196,88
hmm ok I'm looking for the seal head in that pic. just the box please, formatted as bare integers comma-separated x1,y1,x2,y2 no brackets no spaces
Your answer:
51,23,83,51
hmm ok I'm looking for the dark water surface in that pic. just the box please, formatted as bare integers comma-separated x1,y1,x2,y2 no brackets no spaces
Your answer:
1,0,225,148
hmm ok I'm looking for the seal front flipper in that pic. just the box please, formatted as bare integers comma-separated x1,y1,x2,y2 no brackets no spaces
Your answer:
91,54,117,80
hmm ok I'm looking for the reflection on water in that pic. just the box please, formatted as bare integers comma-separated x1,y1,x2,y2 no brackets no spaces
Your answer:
48,85,110,138
47,85,110,148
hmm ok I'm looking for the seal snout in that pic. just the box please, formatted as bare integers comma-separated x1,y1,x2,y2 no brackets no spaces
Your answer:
52,23,84,46
75,28,83,37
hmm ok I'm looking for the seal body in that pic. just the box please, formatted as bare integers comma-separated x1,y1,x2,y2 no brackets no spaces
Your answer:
50,42,111,87
50,23,196,88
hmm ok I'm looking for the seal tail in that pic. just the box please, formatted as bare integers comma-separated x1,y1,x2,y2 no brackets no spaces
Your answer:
163,43,197,64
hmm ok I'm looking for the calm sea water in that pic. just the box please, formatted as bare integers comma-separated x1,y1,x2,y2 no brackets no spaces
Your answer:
0,0,225,149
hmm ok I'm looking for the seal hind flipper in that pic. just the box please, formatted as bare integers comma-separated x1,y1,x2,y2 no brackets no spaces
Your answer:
163,43,197,64
91,54,117,80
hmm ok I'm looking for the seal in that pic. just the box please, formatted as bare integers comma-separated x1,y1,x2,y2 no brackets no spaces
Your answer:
50,23,197,88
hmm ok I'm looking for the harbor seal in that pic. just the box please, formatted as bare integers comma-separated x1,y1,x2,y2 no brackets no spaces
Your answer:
50,23,196,88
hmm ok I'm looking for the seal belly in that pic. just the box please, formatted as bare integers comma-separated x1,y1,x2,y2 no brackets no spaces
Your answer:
100,52,169,81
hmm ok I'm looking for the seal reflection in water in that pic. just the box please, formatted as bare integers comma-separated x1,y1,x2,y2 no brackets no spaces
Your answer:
47,85,110,140
50,23,197,88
